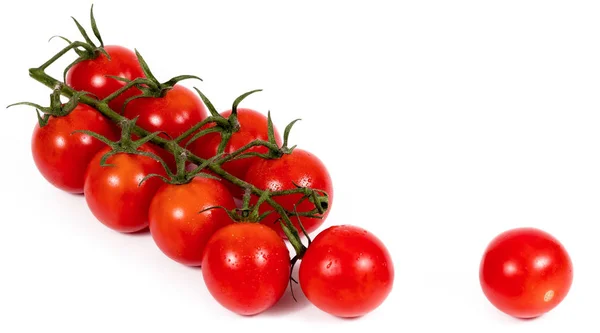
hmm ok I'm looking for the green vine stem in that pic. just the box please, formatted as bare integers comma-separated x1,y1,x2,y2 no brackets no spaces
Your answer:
25,45,329,259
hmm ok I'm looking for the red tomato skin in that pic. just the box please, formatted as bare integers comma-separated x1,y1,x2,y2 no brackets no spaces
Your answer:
84,146,166,233
124,85,208,138
66,45,145,112
189,108,282,198
149,177,237,266
299,225,394,318
479,228,573,319
201,223,290,316
244,148,333,237
31,104,119,194
123,85,208,170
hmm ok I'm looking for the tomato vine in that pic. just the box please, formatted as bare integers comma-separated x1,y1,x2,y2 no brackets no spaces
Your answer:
20,10,328,262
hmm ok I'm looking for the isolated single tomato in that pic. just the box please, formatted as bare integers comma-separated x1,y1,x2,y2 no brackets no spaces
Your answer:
124,85,208,170
479,227,573,319
66,45,145,112
299,225,394,318
31,104,118,194
149,177,236,266
244,148,333,237
188,108,282,198
84,145,166,233
202,223,290,316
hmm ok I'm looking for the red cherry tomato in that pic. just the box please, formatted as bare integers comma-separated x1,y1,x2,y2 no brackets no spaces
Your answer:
202,223,290,316
149,177,236,266
123,85,208,170
244,148,333,237
299,225,394,318
479,227,573,319
66,45,145,112
124,85,207,139
31,104,118,194
189,108,282,198
84,146,166,233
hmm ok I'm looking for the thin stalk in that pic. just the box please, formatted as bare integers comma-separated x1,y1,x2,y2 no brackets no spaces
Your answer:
36,41,94,70
175,116,226,143
217,140,281,164
102,77,150,103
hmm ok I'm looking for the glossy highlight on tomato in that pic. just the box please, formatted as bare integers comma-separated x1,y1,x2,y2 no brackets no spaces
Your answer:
66,45,145,112
149,177,236,266
188,108,282,198
299,225,394,318
479,227,573,319
201,223,290,316
10,5,423,322
124,85,207,139
244,148,333,237
84,146,166,233
124,85,208,170
31,104,118,193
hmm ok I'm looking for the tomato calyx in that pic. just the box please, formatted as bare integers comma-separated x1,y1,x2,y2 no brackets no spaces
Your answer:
103,50,202,113
268,112,301,158
198,189,274,224
182,88,268,154
75,117,169,171
57,5,111,83
202,110,301,167
7,85,89,127
141,142,225,187
291,181,330,216
198,175,329,235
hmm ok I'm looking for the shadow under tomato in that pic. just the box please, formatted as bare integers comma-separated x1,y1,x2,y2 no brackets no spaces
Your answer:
514,315,543,322
262,264,311,316
123,227,151,237
184,264,202,271
486,306,544,323
263,284,311,316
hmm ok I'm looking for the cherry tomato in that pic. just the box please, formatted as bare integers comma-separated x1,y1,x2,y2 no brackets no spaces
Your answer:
479,227,573,319
149,177,236,266
201,223,290,316
31,104,118,194
244,148,333,237
66,45,145,112
124,85,208,170
299,225,394,318
189,108,282,198
84,146,166,233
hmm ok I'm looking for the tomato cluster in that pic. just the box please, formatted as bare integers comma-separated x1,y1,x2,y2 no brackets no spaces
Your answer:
13,6,575,322
12,7,396,319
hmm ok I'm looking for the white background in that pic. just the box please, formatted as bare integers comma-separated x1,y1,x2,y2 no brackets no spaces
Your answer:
1,0,598,332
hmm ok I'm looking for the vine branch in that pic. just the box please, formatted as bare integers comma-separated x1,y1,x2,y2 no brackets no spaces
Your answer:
26,43,329,258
